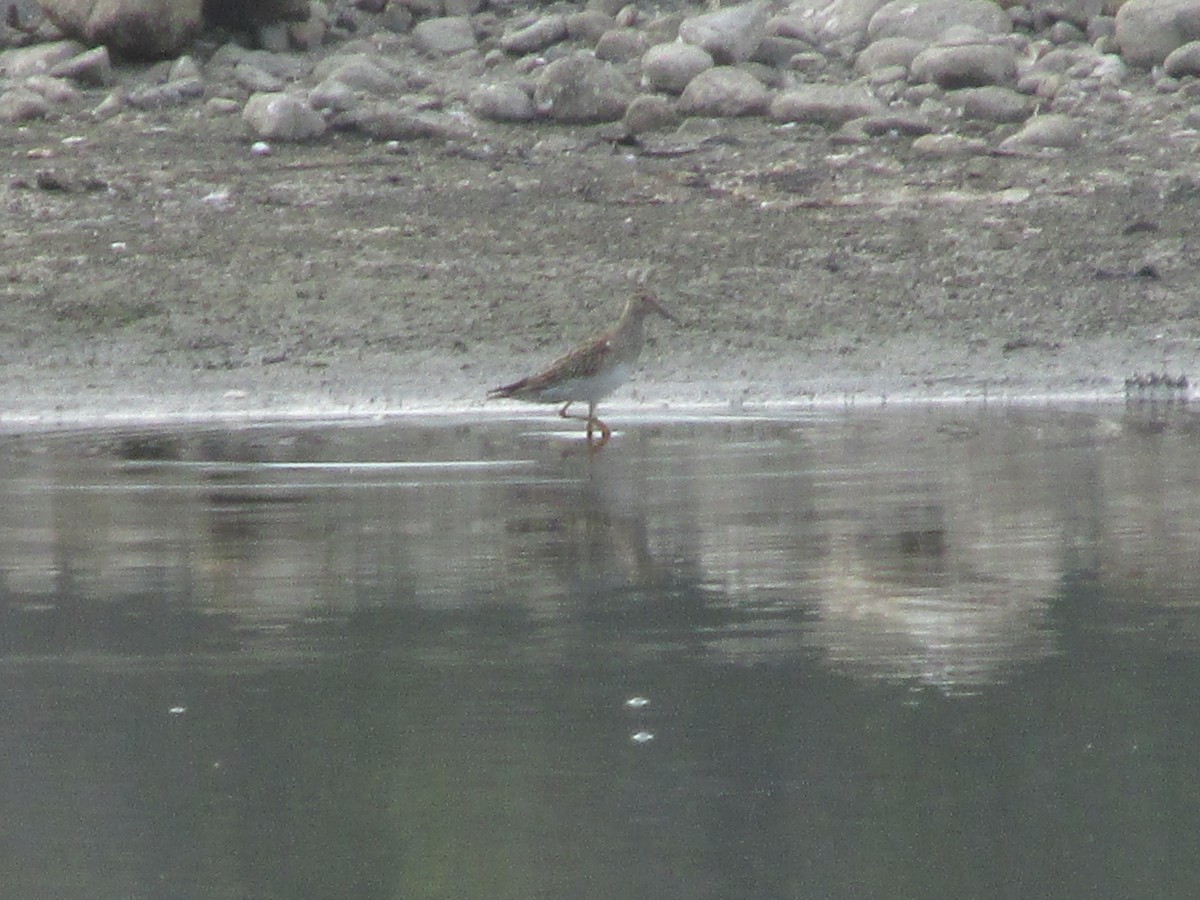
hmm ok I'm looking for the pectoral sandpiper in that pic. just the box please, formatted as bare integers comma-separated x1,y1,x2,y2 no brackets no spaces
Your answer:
487,292,678,446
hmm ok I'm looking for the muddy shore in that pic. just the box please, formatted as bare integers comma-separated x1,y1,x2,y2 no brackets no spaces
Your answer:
3,87,1199,429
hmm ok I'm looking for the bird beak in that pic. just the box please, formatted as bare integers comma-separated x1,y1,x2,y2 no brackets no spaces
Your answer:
644,295,679,324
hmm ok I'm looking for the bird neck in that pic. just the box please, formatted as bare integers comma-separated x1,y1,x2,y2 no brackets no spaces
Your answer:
611,306,648,358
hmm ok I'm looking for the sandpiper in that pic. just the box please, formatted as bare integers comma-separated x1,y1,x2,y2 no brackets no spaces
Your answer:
487,292,678,445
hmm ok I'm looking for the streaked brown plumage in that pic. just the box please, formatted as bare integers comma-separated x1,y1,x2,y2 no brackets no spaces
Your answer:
487,293,678,445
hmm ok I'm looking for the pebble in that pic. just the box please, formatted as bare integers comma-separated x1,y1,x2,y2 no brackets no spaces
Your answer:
0,0,1190,177
468,81,537,122
500,14,568,55
1163,40,1200,77
640,42,714,95
678,66,769,118
998,112,1084,150
594,28,648,64
533,51,634,123
769,84,883,126
412,16,477,57
951,85,1033,122
910,41,1019,89
243,91,327,141
867,0,1012,43
678,0,770,65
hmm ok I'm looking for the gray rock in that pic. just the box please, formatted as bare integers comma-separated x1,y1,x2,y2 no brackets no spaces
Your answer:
468,82,537,121
412,16,477,56
444,0,484,15
911,132,989,155
1026,0,1104,28
623,93,680,133
0,40,87,77
257,23,292,52
236,62,286,93
308,79,361,111
998,112,1083,150
243,90,327,140
767,0,891,54
205,0,310,28
24,75,80,105
501,14,569,54
126,78,204,109
40,0,203,59
48,45,113,87
951,85,1032,121
313,55,400,93
751,35,813,67
1115,0,1200,68
855,36,924,74
533,51,634,123
566,10,614,45
768,83,882,125
213,46,311,81
868,0,1010,43
595,28,648,63
910,42,1018,88
678,65,768,116
0,87,51,122
1164,39,1200,76
678,0,770,64
855,110,933,135
333,102,473,140
640,41,714,94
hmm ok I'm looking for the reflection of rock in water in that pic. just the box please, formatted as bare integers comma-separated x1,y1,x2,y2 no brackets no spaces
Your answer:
808,497,1060,691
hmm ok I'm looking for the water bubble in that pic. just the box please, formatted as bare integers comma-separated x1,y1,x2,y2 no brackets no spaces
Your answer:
630,731,655,744
625,696,650,709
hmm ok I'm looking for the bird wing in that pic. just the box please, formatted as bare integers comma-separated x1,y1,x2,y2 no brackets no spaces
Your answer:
489,336,611,398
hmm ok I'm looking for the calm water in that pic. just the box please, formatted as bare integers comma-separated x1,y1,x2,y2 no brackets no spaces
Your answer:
3,406,1200,899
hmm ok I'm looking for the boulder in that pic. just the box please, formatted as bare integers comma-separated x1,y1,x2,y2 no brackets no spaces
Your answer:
39,0,203,58
1116,0,1200,68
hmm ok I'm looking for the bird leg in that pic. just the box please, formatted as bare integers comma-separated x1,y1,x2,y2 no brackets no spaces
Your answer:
586,401,612,447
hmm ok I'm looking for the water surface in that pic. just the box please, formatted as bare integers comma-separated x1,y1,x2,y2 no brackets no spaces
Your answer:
3,406,1200,899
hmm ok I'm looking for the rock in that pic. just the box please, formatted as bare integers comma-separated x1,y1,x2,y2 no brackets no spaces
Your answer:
0,40,87,77
998,112,1083,149
236,62,285,92
205,0,310,28
444,0,484,15
678,65,768,116
533,51,634,123
0,86,51,121
595,28,648,63
289,2,330,48
640,41,714,94
313,55,399,93
468,82,537,121
622,93,679,133
566,10,613,45
769,83,882,125
910,41,1018,88
48,45,112,86
412,16,477,56
243,90,327,140
333,102,473,140
912,132,989,155
501,14,568,54
126,77,204,108
1027,0,1105,29
751,35,812,67
1116,0,1200,68
24,74,80,104
767,0,891,55
678,0,770,64
868,0,1011,43
855,110,933,135
1164,39,1200,76
40,0,203,58
951,85,1032,121
855,36,924,74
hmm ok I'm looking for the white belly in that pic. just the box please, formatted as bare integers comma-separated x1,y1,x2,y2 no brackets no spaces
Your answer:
537,362,632,403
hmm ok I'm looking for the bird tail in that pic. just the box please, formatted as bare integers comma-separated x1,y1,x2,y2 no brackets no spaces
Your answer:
487,378,528,400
